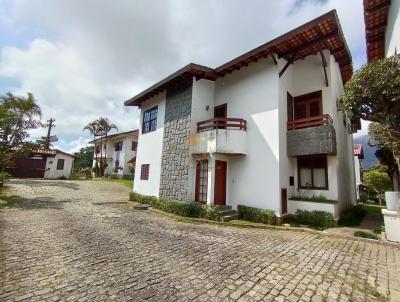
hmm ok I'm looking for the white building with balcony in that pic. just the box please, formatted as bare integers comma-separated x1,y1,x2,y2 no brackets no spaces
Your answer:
125,11,357,219
91,130,138,179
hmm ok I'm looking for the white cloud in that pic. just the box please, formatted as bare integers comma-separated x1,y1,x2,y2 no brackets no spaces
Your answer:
0,0,368,149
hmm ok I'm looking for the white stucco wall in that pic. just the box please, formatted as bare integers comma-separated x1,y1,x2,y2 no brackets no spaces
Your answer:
134,92,166,197
386,0,400,57
278,51,356,214
45,153,74,179
92,135,137,178
213,57,281,212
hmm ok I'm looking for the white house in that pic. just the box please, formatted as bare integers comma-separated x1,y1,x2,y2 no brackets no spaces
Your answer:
364,0,400,242
44,150,76,179
91,130,138,179
125,11,357,219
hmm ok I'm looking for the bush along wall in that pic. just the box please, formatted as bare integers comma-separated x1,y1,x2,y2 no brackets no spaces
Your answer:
237,205,277,225
295,210,336,230
129,192,220,221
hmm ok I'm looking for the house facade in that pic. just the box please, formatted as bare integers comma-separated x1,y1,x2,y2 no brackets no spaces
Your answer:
8,149,76,179
126,11,357,219
91,130,138,179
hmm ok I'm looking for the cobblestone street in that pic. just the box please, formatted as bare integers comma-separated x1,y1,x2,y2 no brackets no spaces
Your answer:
1,179,400,301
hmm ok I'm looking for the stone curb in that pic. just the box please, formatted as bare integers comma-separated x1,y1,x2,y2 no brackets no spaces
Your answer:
127,200,400,248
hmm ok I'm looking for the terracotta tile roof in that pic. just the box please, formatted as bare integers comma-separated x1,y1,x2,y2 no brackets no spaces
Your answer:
125,10,352,107
128,156,136,164
363,0,391,62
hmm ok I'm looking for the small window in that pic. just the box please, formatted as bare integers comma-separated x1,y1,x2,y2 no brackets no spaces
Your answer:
56,159,65,170
114,160,120,173
298,156,328,190
195,160,208,203
96,146,100,154
114,141,123,151
142,106,158,134
140,164,150,180
131,141,138,151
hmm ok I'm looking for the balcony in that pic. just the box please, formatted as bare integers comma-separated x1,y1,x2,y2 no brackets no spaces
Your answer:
287,114,337,157
191,118,247,155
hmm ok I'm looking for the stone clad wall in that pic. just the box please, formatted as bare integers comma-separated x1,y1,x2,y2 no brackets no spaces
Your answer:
287,124,337,157
159,83,192,201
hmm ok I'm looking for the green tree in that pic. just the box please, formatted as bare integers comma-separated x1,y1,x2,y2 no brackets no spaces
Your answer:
0,92,42,171
341,54,400,170
374,145,399,189
363,169,392,204
73,146,94,172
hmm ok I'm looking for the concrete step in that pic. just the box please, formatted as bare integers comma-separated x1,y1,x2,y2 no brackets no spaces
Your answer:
220,213,238,222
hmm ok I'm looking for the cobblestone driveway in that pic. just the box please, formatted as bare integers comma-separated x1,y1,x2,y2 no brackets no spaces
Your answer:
1,179,400,302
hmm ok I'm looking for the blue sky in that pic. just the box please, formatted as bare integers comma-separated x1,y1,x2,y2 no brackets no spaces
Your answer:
0,0,367,152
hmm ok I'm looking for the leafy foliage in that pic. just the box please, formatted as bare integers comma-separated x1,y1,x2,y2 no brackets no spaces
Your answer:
363,169,392,203
73,146,94,172
289,194,337,204
237,205,277,225
129,192,221,221
0,92,42,171
295,210,336,230
341,55,400,171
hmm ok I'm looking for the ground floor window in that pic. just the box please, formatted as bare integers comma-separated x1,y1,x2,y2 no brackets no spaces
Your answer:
140,164,150,180
195,160,208,203
298,156,328,189
56,159,65,170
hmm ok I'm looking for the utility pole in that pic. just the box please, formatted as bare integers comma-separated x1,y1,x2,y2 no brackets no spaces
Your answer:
45,118,56,149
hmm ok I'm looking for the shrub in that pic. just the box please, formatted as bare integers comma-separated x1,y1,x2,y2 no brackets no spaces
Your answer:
129,192,220,221
354,231,378,240
289,194,337,204
296,210,335,230
373,224,384,234
108,175,120,180
237,205,277,225
338,205,367,226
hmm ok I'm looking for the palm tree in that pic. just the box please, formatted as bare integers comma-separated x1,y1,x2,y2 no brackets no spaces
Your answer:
83,121,100,177
97,117,118,177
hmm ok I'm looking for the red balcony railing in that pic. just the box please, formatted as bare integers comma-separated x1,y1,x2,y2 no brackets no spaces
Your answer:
197,118,247,133
287,114,333,131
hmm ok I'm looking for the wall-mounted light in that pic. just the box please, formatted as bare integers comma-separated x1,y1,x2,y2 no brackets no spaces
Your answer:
206,105,210,111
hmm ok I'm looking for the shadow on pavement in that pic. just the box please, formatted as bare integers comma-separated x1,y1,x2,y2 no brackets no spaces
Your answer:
0,195,73,210
8,179,80,191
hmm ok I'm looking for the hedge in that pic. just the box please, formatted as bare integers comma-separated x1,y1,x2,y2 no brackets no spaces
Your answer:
296,210,335,229
338,205,367,226
129,192,220,221
0,173,6,186
237,205,277,225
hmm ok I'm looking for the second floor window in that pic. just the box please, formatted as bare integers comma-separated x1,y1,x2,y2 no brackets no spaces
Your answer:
96,146,100,154
131,141,138,151
142,106,158,134
292,91,322,120
114,141,123,151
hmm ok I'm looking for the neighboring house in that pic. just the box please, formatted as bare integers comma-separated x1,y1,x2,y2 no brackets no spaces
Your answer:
364,0,400,61
7,149,76,179
91,130,138,179
125,10,357,219
353,144,364,199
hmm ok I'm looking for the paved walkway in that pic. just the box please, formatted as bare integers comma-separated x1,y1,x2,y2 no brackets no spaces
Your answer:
1,179,400,302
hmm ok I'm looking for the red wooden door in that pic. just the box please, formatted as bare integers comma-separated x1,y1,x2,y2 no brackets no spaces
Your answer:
214,160,227,205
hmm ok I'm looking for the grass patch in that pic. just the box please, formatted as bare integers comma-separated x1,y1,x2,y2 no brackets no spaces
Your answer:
338,205,367,226
361,204,385,215
354,231,379,240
